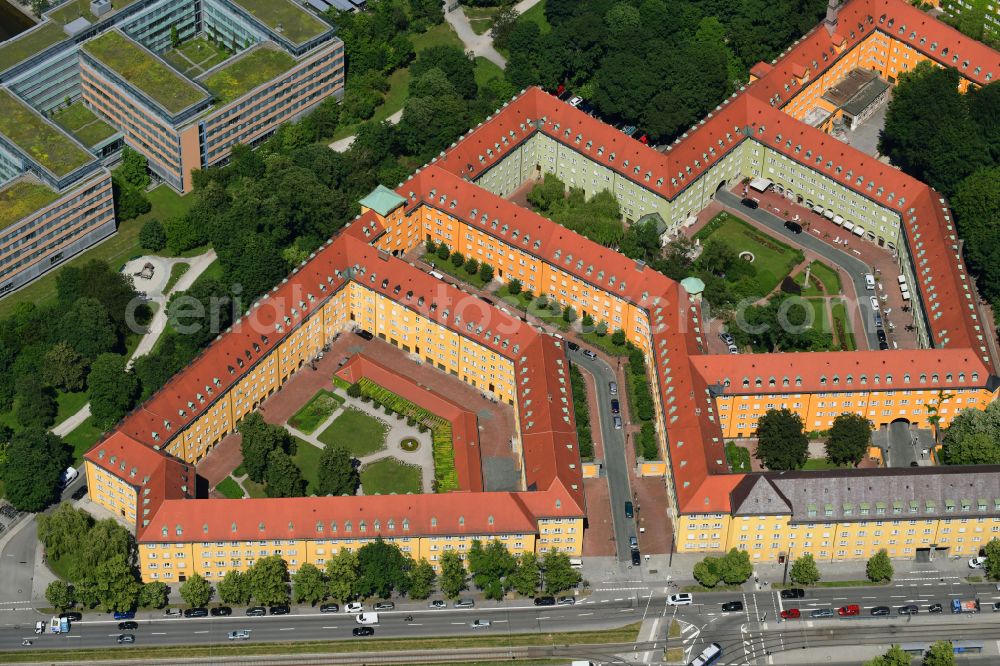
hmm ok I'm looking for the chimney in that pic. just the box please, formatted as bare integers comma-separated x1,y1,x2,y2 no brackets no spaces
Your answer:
824,0,842,35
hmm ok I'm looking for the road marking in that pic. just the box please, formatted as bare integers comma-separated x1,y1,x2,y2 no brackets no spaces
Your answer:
193,630,208,634
409,623,423,626
451,622,466,625
619,608,633,613
537,616,551,620
600,599,610,603
279,627,294,631
578,612,593,616
151,632,166,635
614,598,624,601
493,620,507,623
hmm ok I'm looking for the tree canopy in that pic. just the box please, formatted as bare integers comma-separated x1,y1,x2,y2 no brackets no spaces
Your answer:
754,408,808,470
863,645,912,666
2,429,71,512
940,400,1000,465
316,445,360,496
355,538,411,599
825,413,872,467
866,549,894,583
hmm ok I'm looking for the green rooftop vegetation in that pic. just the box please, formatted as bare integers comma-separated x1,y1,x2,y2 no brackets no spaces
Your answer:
0,21,65,72
51,101,117,146
202,45,296,104
47,0,141,25
0,89,93,177
82,30,207,114
0,179,59,231
229,0,329,45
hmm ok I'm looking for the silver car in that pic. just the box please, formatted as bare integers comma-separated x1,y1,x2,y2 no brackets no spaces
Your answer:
810,608,834,618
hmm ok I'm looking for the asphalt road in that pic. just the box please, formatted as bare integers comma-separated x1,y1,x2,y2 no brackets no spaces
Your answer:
715,190,880,350
569,348,636,563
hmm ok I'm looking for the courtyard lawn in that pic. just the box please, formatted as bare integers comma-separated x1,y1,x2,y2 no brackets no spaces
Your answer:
422,253,489,288
317,407,387,457
361,457,422,495
215,476,245,499
474,57,505,88
63,416,103,464
518,0,550,34
291,436,322,495
803,457,841,471
0,184,196,319
806,261,841,294
289,389,344,434
162,36,232,77
725,442,752,473
464,6,499,35
694,213,804,294
830,300,857,351
51,102,116,147
243,479,267,498
804,298,830,335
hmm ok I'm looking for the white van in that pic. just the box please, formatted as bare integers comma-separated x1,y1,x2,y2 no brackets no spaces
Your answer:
60,467,79,487
569,558,583,569
864,274,875,290
429,270,445,280
356,612,379,625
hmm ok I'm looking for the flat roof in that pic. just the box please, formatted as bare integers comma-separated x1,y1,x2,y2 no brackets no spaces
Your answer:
0,89,93,178
46,0,140,24
0,21,66,72
201,43,296,105
0,178,59,231
82,30,207,115
229,0,330,45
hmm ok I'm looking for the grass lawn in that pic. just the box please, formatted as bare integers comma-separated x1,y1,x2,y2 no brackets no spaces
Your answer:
234,463,247,477
804,298,830,334
464,5,498,35
830,300,856,351
474,57,505,88
203,46,296,104
51,101,116,147
56,390,89,424
725,442,752,473
229,0,330,46
215,476,244,499
317,407,387,457
243,479,267,498
0,184,196,319
291,436,322,494
47,0,140,24
361,457,422,495
423,253,489,288
63,416,104,464
579,330,628,355
288,389,344,434
518,0,550,33
807,260,841,294
803,457,841,471
695,213,804,294
164,262,190,295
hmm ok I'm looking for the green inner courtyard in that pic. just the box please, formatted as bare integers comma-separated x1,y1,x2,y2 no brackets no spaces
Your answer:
288,389,344,434
0,89,93,177
229,0,330,45
161,36,233,77
83,31,207,114
317,407,387,457
694,213,804,294
51,101,117,147
361,458,423,495
202,45,296,104
0,179,59,230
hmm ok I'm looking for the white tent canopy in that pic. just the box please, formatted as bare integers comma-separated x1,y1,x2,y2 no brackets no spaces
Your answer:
748,177,773,192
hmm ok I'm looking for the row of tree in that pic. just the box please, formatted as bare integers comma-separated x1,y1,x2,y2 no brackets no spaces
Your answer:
753,409,872,471
865,641,956,666
694,548,893,589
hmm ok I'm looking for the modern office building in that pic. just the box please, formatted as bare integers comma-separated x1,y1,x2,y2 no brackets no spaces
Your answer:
0,0,343,295
85,0,1000,581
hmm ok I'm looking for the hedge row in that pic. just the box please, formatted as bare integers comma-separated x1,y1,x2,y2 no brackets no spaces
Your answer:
626,346,659,460
568,364,594,461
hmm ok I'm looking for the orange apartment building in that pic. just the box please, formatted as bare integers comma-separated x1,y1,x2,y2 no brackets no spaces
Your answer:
85,0,1000,578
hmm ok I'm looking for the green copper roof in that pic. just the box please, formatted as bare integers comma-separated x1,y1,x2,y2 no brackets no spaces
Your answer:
680,276,705,295
359,185,406,217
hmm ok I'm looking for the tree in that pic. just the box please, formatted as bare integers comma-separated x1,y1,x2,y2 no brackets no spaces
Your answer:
2,429,71,512
58,297,118,361
436,243,451,261
239,413,294,483
15,374,57,429
325,549,359,602
463,256,479,275
542,549,581,594
247,555,289,606
113,176,151,221
217,570,251,605
41,342,88,393
952,167,1000,307
356,538,412,599
863,645,912,666
170,25,180,48
754,408,808,470
408,558,436,600
180,573,213,607
563,306,577,323
293,563,328,605
922,641,955,666
409,45,477,99
940,400,1000,465
347,382,363,399
479,263,494,282
825,413,872,467
264,448,306,498
88,353,139,430
468,540,516,600
716,548,752,585
164,215,208,255
489,5,520,47
611,329,627,347
46,580,75,611
693,558,721,588
507,278,522,295
139,219,167,252
316,445,360,496
439,549,467,598
119,147,151,189
87,553,141,612
983,538,1000,580
138,581,169,609
450,250,465,267
789,554,821,586
509,552,541,597
866,549,894,583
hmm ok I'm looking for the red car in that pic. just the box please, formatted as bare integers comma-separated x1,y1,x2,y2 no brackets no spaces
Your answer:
780,608,800,619
838,604,860,616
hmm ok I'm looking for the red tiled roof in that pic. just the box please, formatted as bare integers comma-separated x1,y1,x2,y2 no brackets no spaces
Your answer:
334,354,485,493
693,348,992,395
142,492,539,543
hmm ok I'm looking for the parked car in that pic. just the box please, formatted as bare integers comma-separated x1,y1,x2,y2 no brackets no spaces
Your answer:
269,605,290,616
71,485,88,500
117,621,138,630
534,596,556,606
780,589,805,599
246,607,267,617
721,601,744,613
610,399,620,415
210,606,232,617
784,220,803,234
969,556,987,569
740,198,759,209
557,596,576,605
470,619,492,628
374,602,395,611
345,602,364,613
810,608,835,618
353,626,375,636
320,603,340,613
879,340,890,350
116,634,135,644
870,606,891,616
877,329,888,343
719,332,735,345
113,610,135,620
927,603,943,613
667,593,693,606
631,550,641,566
568,96,583,107
992,601,1000,612
454,598,475,608
184,608,208,618
608,381,618,396
613,415,623,429
780,608,800,620
567,341,580,351
60,612,83,622
629,536,638,550
898,605,918,615
355,329,374,341
624,501,634,519
838,604,860,616
728,343,739,354
164,608,182,617
582,349,598,360
428,600,446,609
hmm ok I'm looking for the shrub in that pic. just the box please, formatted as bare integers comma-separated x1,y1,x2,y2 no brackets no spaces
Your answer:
450,251,464,267
139,219,167,252
464,257,479,275
347,382,362,398
436,244,451,261
479,263,494,282
507,279,522,295
425,239,437,254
